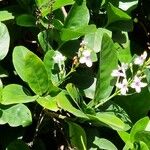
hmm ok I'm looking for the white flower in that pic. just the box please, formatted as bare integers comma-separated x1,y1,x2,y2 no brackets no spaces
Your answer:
134,51,147,66
79,50,92,67
130,76,147,93
53,51,66,64
111,63,128,78
80,40,88,47
116,78,128,95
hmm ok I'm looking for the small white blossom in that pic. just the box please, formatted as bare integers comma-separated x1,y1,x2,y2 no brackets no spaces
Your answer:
79,50,92,67
111,63,128,78
53,51,66,64
80,40,88,47
116,78,128,95
130,76,147,93
134,51,147,66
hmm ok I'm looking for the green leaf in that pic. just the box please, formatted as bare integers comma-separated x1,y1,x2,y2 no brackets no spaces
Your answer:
130,117,150,142
106,3,133,31
87,112,127,131
35,0,53,16
53,0,74,11
64,1,89,28
68,122,87,150
119,0,138,13
134,131,150,149
2,84,38,105
84,28,112,53
123,142,133,150
56,91,88,119
13,46,31,81
37,95,59,112
6,139,30,150
43,49,55,80
107,3,131,25
0,104,32,127
114,88,150,123
38,30,53,52
138,141,149,150
0,10,15,21
94,34,118,104
24,53,49,95
66,83,80,104
83,78,96,99
0,22,10,60
90,137,118,150
16,14,36,27
13,46,49,95
61,24,97,41
145,69,150,93
118,131,130,143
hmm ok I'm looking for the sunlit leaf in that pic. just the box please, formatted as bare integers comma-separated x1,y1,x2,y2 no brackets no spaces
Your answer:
2,84,38,105
94,34,118,104
0,104,32,127
0,22,10,60
13,46,49,95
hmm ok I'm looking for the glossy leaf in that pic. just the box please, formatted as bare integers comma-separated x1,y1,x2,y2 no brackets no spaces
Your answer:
119,0,138,13
38,30,53,52
37,96,59,112
64,1,89,28
6,139,30,150
106,3,133,31
68,122,87,150
83,78,96,99
0,22,10,60
13,46,49,95
2,84,38,105
94,34,118,104
134,131,150,148
61,24,97,41
16,14,36,27
89,137,117,150
43,49,55,80
35,0,53,16
87,112,128,131
84,28,112,53
24,53,49,95
13,46,30,81
66,83,80,104
56,91,88,119
130,117,150,142
118,131,130,143
0,10,15,21
107,3,131,25
0,104,32,127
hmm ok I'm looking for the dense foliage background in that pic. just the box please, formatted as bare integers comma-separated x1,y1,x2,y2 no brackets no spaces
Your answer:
0,0,150,149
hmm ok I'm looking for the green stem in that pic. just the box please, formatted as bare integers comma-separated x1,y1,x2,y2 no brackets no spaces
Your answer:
95,90,120,108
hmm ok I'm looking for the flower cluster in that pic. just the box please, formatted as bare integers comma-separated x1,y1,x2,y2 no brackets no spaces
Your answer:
53,51,66,79
78,40,93,67
111,51,148,95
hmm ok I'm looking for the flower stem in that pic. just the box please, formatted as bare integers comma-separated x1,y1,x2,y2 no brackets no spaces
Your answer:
95,90,120,108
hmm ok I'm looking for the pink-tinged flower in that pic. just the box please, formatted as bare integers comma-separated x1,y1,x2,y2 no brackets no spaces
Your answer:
111,63,128,78
53,51,66,64
130,76,147,93
116,79,128,95
79,50,92,67
134,51,147,66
